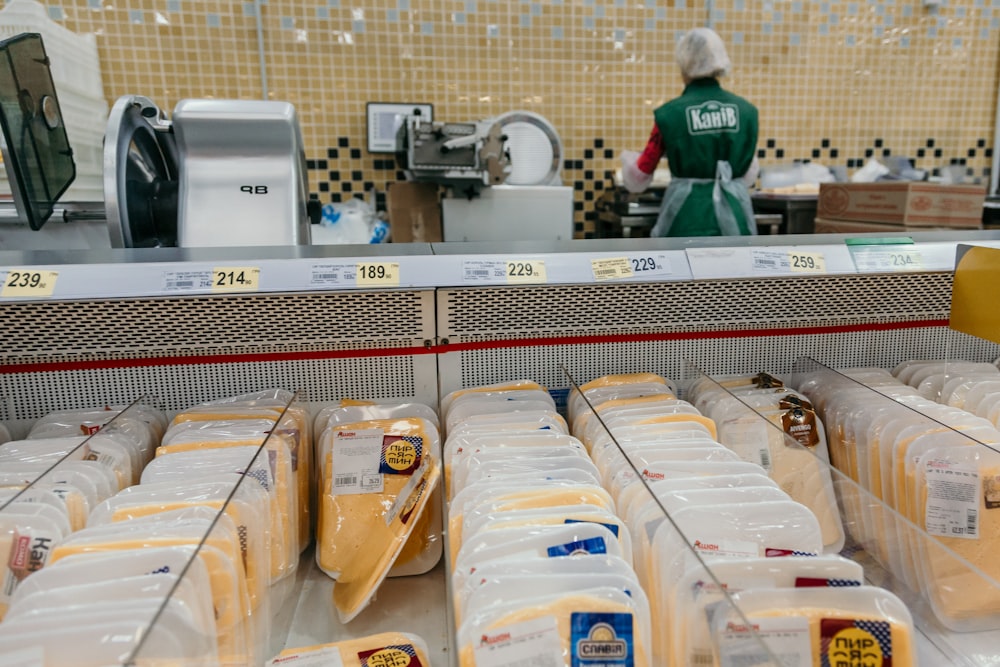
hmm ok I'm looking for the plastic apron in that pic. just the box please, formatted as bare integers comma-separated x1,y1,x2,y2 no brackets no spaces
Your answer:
650,160,757,237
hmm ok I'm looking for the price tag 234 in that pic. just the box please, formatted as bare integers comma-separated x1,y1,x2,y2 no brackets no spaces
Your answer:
2,269,58,297
212,267,260,292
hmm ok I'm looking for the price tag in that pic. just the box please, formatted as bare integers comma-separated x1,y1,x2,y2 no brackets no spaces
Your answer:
787,251,826,273
163,270,213,292
211,266,260,292
627,253,673,278
505,259,546,284
1,269,58,297
356,262,400,287
851,248,923,272
591,257,634,281
463,259,508,283
309,263,355,288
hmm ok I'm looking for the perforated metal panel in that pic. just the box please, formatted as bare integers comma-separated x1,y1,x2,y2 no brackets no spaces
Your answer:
439,272,955,339
1,289,439,421
437,272,1000,396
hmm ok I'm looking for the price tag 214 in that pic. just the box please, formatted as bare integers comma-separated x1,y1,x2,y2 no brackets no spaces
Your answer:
505,260,547,284
356,262,400,287
212,266,260,292
787,251,826,273
2,269,58,297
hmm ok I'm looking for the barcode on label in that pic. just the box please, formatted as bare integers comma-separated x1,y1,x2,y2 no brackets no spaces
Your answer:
968,508,978,534
335,474,358,487
692,652,713,666
760,448,771,469
467,270,490,277
170,281,194,288
314,273,339,280
594,270,618,277
96,453,118,468
754,259,777,268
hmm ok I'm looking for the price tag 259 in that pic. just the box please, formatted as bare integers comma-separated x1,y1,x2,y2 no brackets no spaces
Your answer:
787,251,825,273
356,262,400,287
506,260,546,284
2,269,58,297
212,267,260,292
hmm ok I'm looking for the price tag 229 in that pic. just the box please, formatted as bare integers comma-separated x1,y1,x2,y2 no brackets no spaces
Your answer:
212,267,260,292
505,260,546,284
356,262,400,287
2,269,58,297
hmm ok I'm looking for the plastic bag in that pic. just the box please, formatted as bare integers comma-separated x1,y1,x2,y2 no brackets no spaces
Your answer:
318,199,388,244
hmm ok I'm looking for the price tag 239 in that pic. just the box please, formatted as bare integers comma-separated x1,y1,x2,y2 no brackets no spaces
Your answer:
356,262,400,287
505,260,546,284
212,267,260,292
2,269,58,297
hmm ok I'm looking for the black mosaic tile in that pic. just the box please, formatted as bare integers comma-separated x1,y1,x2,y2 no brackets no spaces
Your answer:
931,168,940,177
926,139,935,148
766,139,776,148
338,137,350,148
574,160,584,169
327,148,338,158
847,158,857,168
350,149,362,159
584,231,595,239
564,159,574,170
584,149,594,159
917,148,926,158
309,192,319,200
584,170,594,180
775,149,784,158
934,148,943,158
968,149,977,158
604,170,614,180
967,167,976,177
604,149,614,159
396,171,407,180
594,181,604,190
364,181,375,191
585,191,594,201
331,193,343,203
594,138,604,148
821,138,830,148
812,149,821,158
306,159,317,169
341,182,353,192
882,148,891,157
319,182,330,192
573,181,584,191
865,148,874,158
830,149,839,158
987,148,994,158
573,201,584,211
978,139,987,148
757,148,766,158
319,160,328,170
585,210,596,220
874,138,883,148
329,170,340,180
574,222,584,232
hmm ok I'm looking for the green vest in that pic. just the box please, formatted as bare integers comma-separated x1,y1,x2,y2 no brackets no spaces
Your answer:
652,78,759,237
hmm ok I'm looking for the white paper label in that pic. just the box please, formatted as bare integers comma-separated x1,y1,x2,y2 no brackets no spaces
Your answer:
722,417,773,472
688,576,777,667
850,248,923,272
330,428,384,495
268,645,345,666
162,270,213,292
719,616,811,667
310,263,356,287
463,259,508,283
925,458,980,539
685,538,761,570
750,249,792,273
385,460,428,526
472,615,564,667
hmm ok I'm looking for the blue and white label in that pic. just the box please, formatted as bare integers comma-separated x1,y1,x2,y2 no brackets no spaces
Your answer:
571,612,634,666
564,518,620,538
546,537,607,557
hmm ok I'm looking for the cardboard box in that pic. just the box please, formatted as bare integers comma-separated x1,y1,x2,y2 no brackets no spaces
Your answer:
387,182,442,242
817,182,985,228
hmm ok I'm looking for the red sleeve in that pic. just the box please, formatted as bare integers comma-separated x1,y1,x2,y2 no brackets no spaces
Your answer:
636,125,664,174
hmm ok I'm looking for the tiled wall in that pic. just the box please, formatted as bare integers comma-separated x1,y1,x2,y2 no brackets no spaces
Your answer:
36,0,1000,237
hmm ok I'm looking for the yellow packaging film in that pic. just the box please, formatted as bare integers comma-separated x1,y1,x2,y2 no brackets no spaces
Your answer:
317,418,442,622
272,631,432,666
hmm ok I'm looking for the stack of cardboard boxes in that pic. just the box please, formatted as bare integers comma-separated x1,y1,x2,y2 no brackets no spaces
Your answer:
815,182,986,234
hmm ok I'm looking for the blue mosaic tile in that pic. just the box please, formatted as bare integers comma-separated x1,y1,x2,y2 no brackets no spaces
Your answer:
874,4,884,14
584,0,594,5
713,8,725,21
977,0,986,6
398,0,409,10
829,13,839,24
644,18,656,30
487,24,499,37
732,31,744,44
735,0,746,9
552,25,563,39
208,13,223,27
845,34,855,45
655,7,665,19
928,4,939,14
520,14,531,27
533,3,542,15
789,32,800,45
883,14,893,25
613,28,625,41
421,21,433,34
819,23,829,35
902,5,912,16
615,0,625,7
953,37,962,47
594,6,605,17
645,0,656,6
88,0,100,7
993,16,1000,28
465,0,477,12
773,10,783,22
353,19,365,32
873,25,883,36
47,5,64,19
982,7,992,18
928,26,937,37
820,2,830,13
386,9,397,21
453,12,465,23
762,22,772,34
791,1,802,12
584,16,594,28
328,0,340,6
956,6,967,16
676,0,686,8
316,7,328,18
983,27,990,38
847,2,857,14
243,3,256,17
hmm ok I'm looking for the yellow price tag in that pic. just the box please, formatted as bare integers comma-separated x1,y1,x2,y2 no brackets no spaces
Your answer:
505,260,547,284
212,266,260,292
591,257,634,281
787,251,826,273
1,269,58,297
356,262,400,287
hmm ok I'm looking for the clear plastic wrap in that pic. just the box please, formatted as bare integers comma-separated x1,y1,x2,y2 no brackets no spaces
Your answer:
440,380,548,417
314,401,441,435
270,631,433,666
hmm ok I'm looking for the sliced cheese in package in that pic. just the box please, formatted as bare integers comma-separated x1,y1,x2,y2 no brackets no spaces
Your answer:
441,380,547,417
270,631,433,666
315,401,441,434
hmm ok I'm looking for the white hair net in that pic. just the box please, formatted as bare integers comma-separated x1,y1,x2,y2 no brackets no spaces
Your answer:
676,27,731,80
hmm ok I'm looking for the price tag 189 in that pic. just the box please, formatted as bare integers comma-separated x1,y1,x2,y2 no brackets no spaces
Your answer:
1,269,58,297
356,262,400,287
505,260,547,284
212,266,260,292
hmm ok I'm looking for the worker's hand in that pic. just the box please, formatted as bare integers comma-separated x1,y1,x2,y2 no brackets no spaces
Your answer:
620,150,654,193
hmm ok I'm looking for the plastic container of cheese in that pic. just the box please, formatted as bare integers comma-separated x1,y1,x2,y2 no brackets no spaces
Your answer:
0,436,133,490
315,401,441,435
270,631,433,666
440,380,548,417
708,586,916,667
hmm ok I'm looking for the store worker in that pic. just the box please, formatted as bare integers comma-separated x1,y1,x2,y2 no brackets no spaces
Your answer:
622,27,759,237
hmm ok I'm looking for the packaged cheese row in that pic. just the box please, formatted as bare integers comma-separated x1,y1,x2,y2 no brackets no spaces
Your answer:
315,412,442,623
799,365,1000,632
442,380,651,667
572,372,916,666
270,631,432,666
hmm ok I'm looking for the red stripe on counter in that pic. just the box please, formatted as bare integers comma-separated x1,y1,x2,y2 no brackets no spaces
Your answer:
0,318,951,374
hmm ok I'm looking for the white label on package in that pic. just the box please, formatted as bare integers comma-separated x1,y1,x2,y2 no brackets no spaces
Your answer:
162,270,213,292
924,458,980,540
685,538,761,569
719,616,811,667
0,646,45,667
330,428,384,495
310,263,357,288
473,615,564,667
463,260,508,283
269,645,345,666
722,417,773,472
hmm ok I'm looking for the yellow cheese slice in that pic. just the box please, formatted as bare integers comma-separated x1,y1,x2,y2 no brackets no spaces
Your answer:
578,373,667,392
272,631,432,666
631,413,718,440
